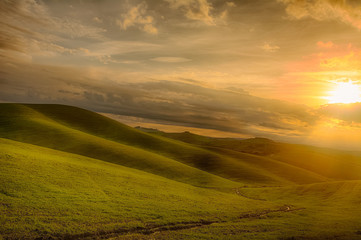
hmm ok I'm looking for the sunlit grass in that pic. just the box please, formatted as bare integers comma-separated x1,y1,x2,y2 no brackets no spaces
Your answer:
1,103,361,239
0,138,274,239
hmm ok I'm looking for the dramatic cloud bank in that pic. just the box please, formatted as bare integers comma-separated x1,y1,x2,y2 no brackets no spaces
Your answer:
1,0,361,150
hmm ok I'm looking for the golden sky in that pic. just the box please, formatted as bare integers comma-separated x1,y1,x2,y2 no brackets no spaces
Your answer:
1,0,361,150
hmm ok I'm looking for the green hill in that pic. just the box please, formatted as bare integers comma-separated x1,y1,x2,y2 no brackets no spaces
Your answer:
235,180,361,239
152,130,361,182
152,131,280,156
271,143,361,180
0,104,241,189
0,103,327,185
2,103,361,239
203,146,329,185
0,138,275,239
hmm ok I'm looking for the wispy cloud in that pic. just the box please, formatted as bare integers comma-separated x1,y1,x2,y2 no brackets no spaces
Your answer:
80,41,160,64
226,2,236,8
165,0,215,25
93,17,103,23
278,0,361,29
2,0,361,151
116,2,158,34
2,51,361,149
0,55,318,140
0,0,106,58
317,41,334,49
261,42,280,53
319,103,361,123
151,57,192,63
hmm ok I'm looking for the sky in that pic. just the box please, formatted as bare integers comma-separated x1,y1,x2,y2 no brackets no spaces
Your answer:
1,0,361,151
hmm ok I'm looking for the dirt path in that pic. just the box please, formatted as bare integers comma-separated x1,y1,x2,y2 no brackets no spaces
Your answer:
233,188,267,201
37,206,305,240
56,220,218,240
238,205,305,219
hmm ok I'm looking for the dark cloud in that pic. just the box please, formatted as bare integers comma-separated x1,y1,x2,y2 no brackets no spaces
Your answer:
0,0,105,57
319,103,361,123
1,0,361,150
0,0,44,52
0,55,318,140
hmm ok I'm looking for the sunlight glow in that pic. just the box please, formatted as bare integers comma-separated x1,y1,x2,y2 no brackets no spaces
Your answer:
325,81,361,104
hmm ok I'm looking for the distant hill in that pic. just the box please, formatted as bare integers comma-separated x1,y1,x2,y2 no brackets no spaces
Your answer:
150,131,280,156
0,103,241,189
149,130,361,181
0,103,330,186
135,126,161,133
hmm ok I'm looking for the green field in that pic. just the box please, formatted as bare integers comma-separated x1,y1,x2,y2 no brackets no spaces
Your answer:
1,103,361,239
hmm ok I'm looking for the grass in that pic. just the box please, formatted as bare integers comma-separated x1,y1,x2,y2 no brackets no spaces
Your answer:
0,103,247,188
152,131,280,156
271,143,361,180
114,181,361,239
0,138,276,239
202,146,328,184
1,103,361,239
0,103,329,186
232,181,361,240
152,130,361,182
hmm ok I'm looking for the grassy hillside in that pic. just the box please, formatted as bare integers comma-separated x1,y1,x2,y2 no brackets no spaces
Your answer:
0,138,276,239
152,130,361,181
2,103,361,239
233,181,361,240
152,131,280,156
3,138,361,239
271,143,361,180
204,146,329,185
0,104,242,189
154,180,361,240
0,103,327,185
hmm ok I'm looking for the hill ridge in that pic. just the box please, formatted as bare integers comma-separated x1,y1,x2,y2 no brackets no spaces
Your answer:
0,103,348,186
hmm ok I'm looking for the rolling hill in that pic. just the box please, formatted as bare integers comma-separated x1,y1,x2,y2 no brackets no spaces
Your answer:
0,104,241,189
150,130,361,182
0,138,275,239
1,103,361,239
0,103,327,186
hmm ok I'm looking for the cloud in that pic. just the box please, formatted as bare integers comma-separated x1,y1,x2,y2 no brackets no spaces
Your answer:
116,2,158,34
0,53,318,140
261,42,280,52
319,103,361,123
287,42,361,74
151,57,192,63
3,53,361,149
95,55,120,65
80,40,160,64
278,0,361,29
1,0,361,151
93,17,103,23
75,79,317,138
314,43,361,71
0,0,48,53
0,0,106,57
226,2,236,8
56,18,106,39
317,41,334,49
165,0,215,25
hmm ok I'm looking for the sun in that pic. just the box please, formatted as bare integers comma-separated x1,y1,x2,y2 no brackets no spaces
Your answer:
325,81,361,104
